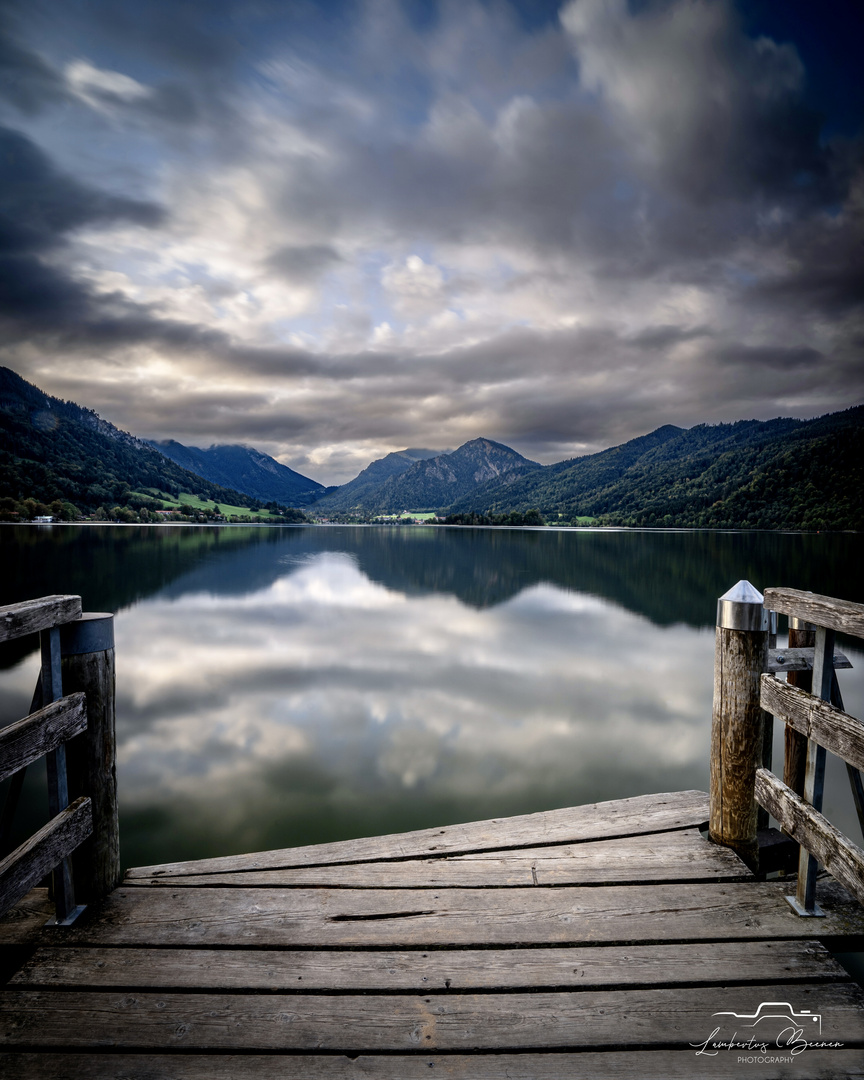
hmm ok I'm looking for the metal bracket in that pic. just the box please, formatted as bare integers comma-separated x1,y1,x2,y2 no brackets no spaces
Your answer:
785,895,826,918
45,904,88,927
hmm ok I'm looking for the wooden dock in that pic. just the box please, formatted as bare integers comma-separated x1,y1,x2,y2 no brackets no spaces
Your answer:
3,789,864,1077
3,586,864,1076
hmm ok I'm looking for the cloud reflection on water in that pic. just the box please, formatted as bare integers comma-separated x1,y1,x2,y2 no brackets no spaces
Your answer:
115,550,717,866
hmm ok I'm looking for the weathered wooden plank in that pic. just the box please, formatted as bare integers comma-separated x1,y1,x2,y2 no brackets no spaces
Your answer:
767,646,852,673
133,831,750,888
50,880,864,947
126,791,710,878
10,940,847,992
755,768,864,907
3,982,863,1051
0,694,87,785
0,596,82,644
0,888,54,945
0,798,92,917
762,674,864,773
4,1051,864,1080
154,859,535,887
764,587,864,639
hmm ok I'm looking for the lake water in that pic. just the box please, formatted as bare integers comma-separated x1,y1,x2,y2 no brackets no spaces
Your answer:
1,524,863,872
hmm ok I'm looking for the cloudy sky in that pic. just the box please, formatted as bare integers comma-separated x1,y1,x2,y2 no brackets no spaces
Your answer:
1,0,861,484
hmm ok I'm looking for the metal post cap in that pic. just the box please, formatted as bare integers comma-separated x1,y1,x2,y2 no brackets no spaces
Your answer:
716,580,769,631
59,612,114,655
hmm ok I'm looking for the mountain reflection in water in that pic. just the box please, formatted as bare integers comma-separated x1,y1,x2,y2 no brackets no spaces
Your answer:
1,525,862,870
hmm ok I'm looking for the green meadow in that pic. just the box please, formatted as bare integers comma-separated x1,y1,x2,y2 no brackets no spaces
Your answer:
135,490,282,521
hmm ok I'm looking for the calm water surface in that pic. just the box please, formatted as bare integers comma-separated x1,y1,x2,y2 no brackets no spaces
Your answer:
1,524,862,870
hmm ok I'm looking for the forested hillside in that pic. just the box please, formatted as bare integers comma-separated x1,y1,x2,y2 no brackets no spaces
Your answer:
148,440,324,505
313,448,443,512
0,367,303,522
450,410,863,530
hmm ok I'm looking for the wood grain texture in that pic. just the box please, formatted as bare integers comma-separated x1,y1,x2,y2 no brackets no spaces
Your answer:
785,624,815,796
46,880,864,948
0,596,82,644
762,675,864,773
764,588,864,639
3,982,864,1052
766,646,851,673
755,768,864,906
126,791,710,879
0,888,53,945
3,1050,864,1080
62,647,120,902
132,831,750,889
0,694,87,785
710,626,767,860
0,798,92,917
10,940,847,992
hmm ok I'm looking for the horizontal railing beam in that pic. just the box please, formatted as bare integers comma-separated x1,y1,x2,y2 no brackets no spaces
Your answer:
0,796,92,917
0,595,83,643
761,674,864,773
766,646,851,674
755,768,864,907
0,693,87,785
763,587,864,639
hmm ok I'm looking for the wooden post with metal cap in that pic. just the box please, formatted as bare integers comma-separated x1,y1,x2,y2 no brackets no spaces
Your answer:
709,580,769,866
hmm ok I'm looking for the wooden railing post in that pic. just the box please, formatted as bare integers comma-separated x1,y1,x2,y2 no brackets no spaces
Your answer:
60,613,120,901
709,580,769,864
784,616,814,797
788,625,834,916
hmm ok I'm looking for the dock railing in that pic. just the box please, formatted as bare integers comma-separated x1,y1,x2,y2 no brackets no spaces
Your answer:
0,595,119,925
710,581,864,914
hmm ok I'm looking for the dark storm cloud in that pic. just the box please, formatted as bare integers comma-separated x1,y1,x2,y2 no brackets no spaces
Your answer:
714,344,824,370
0,126,164,252
745,196,864,319
4,300,328,383
0,26,66,113
0,124,168,329
95,318,859,463
561,0,836,206
0,253,92,319
626,326,714,351
0,124,170,327
138,82,200,126
81,0,247,76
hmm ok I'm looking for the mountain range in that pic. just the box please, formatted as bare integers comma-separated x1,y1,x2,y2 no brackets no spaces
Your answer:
312,448,444,512
309,410,862,530
315,439,539,514
147,439,325,506
0,365,861,529
0,367,269,517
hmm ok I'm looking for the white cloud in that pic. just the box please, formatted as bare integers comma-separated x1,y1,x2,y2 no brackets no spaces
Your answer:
381,254,447,318
65,58,151,112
